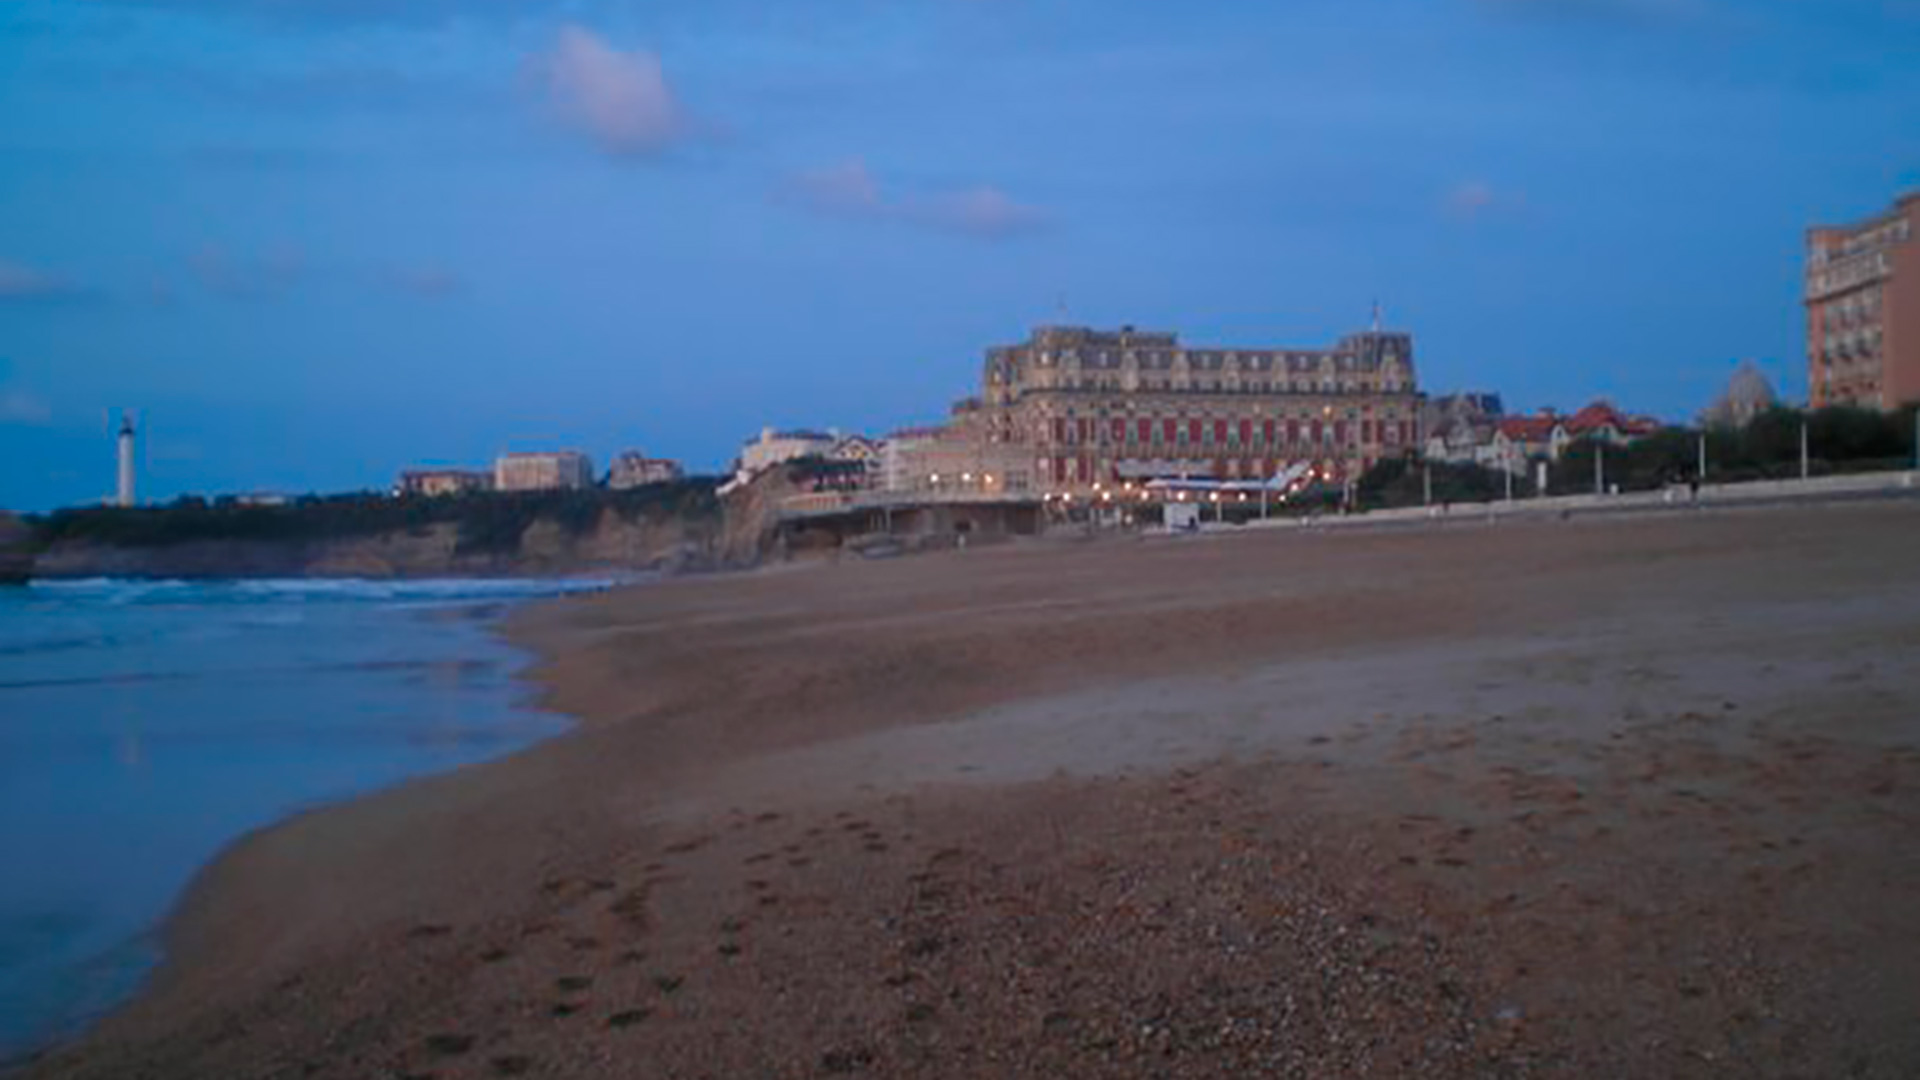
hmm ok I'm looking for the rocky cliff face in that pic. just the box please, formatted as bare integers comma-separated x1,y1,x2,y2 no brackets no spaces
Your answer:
29,509,719,580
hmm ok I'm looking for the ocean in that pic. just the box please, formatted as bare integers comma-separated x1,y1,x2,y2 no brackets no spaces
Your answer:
0,577,608,1064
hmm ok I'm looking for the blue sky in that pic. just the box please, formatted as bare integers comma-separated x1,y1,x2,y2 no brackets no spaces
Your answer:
1,0,1916,510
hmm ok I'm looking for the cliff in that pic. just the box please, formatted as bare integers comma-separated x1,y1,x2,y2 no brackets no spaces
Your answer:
0,511,32,585
25,485,725,580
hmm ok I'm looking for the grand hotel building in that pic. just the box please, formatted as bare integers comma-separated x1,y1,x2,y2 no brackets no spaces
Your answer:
973,323,1420,490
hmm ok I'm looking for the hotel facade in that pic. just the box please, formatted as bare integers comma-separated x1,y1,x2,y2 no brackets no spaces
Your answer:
976,323,1421,490
1807,192,1920,410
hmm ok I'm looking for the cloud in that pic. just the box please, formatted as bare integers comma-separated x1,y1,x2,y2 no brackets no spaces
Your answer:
794,160,886,215
385,264,466,298
83,0,527,25
187,243,305,299
0,259,89,304
1475,0,1702,25
530,25,686,158
0,362,52,425
0,388,52,425
787,160,1047,239
903,187,1048,238
1444,180,1523,221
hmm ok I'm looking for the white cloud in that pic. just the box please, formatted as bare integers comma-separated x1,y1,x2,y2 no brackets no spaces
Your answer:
787,159,1047,239
532,25,685,158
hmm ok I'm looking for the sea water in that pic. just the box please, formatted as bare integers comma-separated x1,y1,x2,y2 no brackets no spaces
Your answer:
0,577,608,1063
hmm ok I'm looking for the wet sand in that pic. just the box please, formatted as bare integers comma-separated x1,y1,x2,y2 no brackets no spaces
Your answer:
18,500,1920,1078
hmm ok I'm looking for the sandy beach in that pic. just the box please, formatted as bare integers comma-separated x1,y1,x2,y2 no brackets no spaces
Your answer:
19,499,1920,1079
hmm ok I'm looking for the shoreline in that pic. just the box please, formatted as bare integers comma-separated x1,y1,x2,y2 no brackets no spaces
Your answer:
19,503,1920,1077
0,581,606,1073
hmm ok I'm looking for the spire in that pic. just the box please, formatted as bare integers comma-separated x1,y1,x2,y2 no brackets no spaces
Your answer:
1371,300,1384,333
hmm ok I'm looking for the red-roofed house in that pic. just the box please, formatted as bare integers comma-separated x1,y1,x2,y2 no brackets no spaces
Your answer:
1564,401,1661,444
1488,412,1570,471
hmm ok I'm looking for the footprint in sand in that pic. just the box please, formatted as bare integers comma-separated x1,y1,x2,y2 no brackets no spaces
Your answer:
609,888,652,926
423,1033,475,1057
608,1009,651,1029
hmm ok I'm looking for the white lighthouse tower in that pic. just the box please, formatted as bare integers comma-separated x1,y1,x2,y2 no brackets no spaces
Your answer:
116,415,137,508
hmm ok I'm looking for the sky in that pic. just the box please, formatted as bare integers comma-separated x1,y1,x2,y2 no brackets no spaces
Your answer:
1,0,1917,511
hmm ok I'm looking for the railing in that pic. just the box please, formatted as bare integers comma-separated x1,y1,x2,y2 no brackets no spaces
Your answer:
778,487,1041,518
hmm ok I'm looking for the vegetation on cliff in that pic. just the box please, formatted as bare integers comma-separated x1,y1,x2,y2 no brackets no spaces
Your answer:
0,511,32,584
28,481,723,557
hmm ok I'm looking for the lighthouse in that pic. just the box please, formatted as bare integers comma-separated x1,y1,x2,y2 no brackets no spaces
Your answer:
116,415,137,508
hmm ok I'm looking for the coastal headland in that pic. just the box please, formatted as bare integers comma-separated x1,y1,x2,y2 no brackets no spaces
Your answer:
19,500,1920,1078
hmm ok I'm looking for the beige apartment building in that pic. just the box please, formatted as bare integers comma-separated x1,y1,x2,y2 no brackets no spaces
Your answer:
493,451,594,492
738,428,839,477
396,469,491,497
881,423,1033,494
607,452,684,489
978,323,1421,490
1807,192,1920,410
